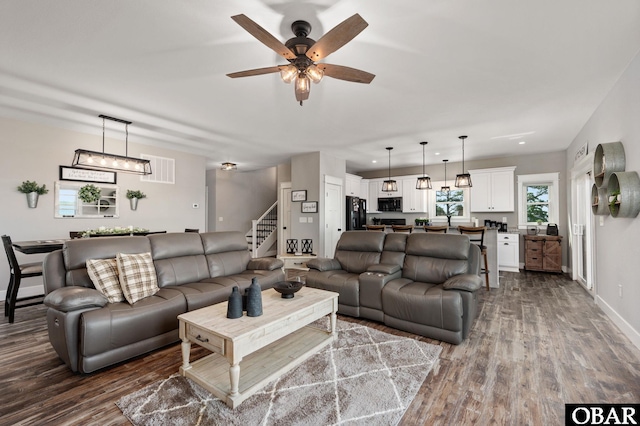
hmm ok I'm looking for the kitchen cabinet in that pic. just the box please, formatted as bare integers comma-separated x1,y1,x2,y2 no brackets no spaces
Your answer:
401,178,427,213
497,233,520,272
345,173,362,197
359,179,369,202
523,235,562,273
469,166,516,212
368,179,381,212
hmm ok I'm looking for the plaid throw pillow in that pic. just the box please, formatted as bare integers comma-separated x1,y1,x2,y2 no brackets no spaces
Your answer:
86,258,124,303
116,252,159,304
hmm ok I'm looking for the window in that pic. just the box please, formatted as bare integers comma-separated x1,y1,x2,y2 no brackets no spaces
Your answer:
428,182,470,222
517,173,559,228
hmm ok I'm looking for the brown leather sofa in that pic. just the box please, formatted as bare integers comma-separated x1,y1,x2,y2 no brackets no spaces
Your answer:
42,231,284,373
306,231,482,344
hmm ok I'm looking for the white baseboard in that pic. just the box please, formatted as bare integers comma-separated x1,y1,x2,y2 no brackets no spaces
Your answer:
596,295,640,351
0,284,45,303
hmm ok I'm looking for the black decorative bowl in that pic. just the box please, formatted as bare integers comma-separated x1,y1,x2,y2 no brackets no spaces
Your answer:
273,281,305,298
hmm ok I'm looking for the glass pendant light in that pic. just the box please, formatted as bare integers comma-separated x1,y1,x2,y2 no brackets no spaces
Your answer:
381,147,398,192
441,159,450,192
455,135,472,187
416,141,432,190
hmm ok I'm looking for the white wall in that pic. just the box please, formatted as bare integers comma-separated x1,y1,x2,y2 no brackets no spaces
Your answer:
566,50,640,348
0,117,207,298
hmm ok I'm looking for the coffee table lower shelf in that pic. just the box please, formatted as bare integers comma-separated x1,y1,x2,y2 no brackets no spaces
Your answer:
180,325,334,408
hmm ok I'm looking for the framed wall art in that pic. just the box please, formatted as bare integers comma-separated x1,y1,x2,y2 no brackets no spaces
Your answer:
301,201,318,213
59,166,117,184
291,190,307,202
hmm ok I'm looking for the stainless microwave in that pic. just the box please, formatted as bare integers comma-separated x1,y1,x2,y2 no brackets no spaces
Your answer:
378,197,402,212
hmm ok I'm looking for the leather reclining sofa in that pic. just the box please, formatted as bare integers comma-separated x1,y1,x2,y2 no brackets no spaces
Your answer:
306,231,483,344
42,231,284,373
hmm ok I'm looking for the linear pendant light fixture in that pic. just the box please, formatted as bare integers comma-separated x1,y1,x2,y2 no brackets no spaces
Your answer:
381,147,398,192
72,115,152,175
455,135,472,188
416,141,432,190
441,159,450,192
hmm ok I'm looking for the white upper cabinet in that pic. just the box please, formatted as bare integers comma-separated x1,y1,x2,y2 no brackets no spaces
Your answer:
469,166,516,212
368,179,381,212
359,179,369,202
401,178,428,213
345,173,362,197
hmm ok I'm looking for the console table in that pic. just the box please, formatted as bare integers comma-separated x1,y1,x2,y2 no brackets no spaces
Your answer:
523,235,562,273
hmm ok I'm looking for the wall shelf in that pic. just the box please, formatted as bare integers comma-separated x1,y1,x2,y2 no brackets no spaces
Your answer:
593,142,625,188
607,171,640,218
591,184,609,216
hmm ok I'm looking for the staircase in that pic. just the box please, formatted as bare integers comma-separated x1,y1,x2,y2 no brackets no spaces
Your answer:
246,201,278,258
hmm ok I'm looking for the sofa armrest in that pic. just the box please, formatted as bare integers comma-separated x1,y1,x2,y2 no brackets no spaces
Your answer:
247,257,284,271
306,258,342,272
44,287,108,312
366,263,401,275
443,274,483,292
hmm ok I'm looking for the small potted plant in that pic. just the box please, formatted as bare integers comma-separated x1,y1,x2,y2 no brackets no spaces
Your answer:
17,180,48,208
609,189,621,209
126,189,146,211
78,184,102,204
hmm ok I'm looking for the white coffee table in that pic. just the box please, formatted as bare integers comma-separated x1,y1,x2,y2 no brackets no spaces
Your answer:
178,286,338,408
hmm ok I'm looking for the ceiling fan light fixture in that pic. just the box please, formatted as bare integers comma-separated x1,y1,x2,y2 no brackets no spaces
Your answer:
280,64,298,83
455,135,472,188
306,64,324,83
416,141,432,190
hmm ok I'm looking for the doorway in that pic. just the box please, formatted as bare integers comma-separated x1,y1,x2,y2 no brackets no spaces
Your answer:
570,153,596,293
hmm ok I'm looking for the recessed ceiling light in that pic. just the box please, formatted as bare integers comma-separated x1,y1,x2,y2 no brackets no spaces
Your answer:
434,152,440,156
519,141,526,145
372,160,377,163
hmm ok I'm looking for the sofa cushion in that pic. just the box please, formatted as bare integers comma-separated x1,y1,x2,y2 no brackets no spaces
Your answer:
148,233,204,260
86,258,124,303
116,252,159,304
402,233,470,284
44,286,108,312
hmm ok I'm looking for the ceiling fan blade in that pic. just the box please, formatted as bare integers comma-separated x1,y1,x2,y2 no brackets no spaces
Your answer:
317,64,375,84
231,14,296,60
227,66,284,78
305,14,368,61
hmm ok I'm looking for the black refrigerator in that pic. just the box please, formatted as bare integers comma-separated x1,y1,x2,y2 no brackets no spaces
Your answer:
346,196,367,230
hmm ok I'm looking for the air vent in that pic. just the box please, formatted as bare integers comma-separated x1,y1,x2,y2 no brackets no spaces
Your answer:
140,154,175,184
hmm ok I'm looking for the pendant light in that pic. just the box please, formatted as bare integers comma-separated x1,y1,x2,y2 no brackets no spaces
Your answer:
441,159,450,192
72,115,152,175
416,141,432,189
381,147,398,192
455,135,472,187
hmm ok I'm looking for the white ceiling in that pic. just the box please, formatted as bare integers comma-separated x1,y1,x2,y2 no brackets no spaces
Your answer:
2,1,640,172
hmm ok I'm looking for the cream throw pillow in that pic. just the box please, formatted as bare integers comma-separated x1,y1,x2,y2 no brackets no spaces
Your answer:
86,258,125,303
116,252,159,304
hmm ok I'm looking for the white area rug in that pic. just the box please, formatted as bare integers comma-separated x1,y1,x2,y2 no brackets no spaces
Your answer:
117,319,442,425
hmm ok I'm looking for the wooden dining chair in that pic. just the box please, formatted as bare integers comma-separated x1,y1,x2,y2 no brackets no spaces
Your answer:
457,226,490,291
391,225,414,233
2,235,44,323
424,225,448,233
364,225,386,231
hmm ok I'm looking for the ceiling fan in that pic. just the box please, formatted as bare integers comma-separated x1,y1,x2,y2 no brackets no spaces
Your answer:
227,13,375,105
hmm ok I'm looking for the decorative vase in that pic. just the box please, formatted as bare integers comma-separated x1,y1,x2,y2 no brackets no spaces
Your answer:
26,192,39,208
246,277,263,317
226,286,243,319
130,197,139,211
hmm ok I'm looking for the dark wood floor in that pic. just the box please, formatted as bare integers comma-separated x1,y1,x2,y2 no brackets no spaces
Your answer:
1,271,639,425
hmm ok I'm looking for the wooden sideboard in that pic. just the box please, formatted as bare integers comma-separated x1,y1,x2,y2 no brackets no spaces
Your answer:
523,235,562,273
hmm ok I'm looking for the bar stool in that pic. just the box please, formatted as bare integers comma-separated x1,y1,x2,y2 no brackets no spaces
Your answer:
364,225,386,231
457,226,490,291
424,225,448,233
2,235,44,323
391,225,414,233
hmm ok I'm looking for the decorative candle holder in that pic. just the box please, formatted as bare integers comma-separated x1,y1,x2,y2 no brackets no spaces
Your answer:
286,239,298,254
301,239,313,254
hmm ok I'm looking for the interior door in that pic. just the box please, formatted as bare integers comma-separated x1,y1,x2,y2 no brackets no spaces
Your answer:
324,176,343,257
279,183,291,255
